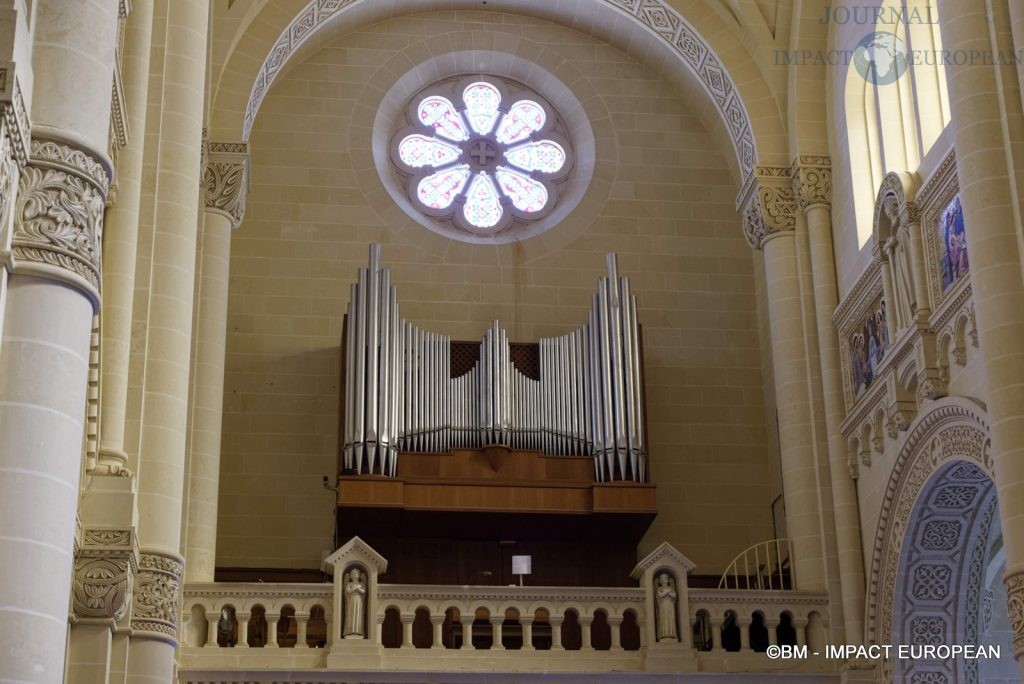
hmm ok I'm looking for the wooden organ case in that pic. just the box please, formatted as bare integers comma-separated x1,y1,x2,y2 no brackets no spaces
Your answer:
336,245,656,587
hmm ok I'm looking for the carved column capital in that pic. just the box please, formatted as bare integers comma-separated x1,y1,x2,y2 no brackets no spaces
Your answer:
791,155,831,212
72,527,138,623
204,141,249,229
1005,569,1024,656
130,549,184,645
736,166,796,250
12,137,110,309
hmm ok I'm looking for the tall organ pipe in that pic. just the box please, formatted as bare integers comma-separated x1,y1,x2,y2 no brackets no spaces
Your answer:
342,245,647,481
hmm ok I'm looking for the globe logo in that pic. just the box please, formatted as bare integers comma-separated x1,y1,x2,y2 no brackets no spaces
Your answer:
853,32,909,85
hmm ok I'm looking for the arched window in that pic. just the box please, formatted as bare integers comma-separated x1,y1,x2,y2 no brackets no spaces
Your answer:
749,612,769,652
844,0,951,247
561,610,582,651
532,609,552,650
777,612,798,647
381,607,402,648
277,605,297,647
307,605,328,648
247,605,268,647
413,607,432,648
693,610,712,651
621,610,642,651
721,611,741,652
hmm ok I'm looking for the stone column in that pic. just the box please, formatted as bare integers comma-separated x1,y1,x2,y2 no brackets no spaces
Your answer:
296,613,310,648
96,0,154,477
738,166,826,592
431,614,445,649
125,0,208,680
401,613,414,648
0,0,119,679
937,1,1024,677
579,617,593,650
521,617,534,650
608,617,622,650
490,616,505,650
737,618,751,651
183,142,247,582
709,617,724,652
550,617,563,650
792,157,867,644
205,613,218,647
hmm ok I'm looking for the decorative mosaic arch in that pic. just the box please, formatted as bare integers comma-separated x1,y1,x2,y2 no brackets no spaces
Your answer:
241,0,758,175
866,397,994,658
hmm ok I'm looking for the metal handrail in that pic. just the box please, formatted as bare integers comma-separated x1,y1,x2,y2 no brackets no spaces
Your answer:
717,539,795,590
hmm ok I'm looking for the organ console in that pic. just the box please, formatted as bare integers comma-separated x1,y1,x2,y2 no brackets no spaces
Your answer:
336,245,657,587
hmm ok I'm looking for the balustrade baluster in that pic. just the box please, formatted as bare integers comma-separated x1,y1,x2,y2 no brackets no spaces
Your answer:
794,618,808,648
609,617,622,650
737,617,751,651
550,617,564,650
579,616,593,651
296,613,309,648
710,618,724,652
205,612,219,647
401,613,415,648
490,616,505,650
237,612,251,648
521,617,534,650
267,612,279,648
431,613,445,649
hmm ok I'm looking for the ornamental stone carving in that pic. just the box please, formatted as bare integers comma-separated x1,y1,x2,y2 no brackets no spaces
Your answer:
911,564,951,601
13,138,110,307
791,155,831,211
737,166,796,250
1005,570,1024,655
131,550,184,643
204,141,249,228
72,527,138,623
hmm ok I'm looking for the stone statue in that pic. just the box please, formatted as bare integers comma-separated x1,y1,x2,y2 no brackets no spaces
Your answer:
343,568,367,639
655,572,678,642
882,196,916,329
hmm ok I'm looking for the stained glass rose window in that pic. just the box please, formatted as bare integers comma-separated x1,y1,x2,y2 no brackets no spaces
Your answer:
391,77,572,237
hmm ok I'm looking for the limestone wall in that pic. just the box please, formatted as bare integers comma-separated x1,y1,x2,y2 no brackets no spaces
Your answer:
217,10,776,573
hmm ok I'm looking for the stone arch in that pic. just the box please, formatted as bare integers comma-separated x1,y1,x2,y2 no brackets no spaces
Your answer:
866,396,994,650
891,459,998,683
210,0,787,179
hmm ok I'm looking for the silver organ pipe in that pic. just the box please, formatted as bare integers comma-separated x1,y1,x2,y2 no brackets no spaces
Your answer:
342,245,647,481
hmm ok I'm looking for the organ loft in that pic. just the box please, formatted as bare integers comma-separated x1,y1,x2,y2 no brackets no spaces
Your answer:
335,245,657,588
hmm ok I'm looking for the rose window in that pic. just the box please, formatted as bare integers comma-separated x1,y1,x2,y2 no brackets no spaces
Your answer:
391,77,572,237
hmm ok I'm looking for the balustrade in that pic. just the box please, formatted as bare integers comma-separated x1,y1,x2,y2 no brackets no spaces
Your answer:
177,540,831,678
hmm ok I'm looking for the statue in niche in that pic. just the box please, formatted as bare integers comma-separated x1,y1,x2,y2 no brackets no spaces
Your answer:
343,568,367,639
655,572,678,642
883,195,916,329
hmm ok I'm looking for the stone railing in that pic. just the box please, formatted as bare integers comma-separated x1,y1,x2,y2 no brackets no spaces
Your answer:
176,539,836,679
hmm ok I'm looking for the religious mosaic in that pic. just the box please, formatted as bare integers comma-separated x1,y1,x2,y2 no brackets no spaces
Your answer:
849,294,890,397
937,194,968,292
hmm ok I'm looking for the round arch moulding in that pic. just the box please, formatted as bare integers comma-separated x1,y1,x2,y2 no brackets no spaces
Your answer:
234,0,762,177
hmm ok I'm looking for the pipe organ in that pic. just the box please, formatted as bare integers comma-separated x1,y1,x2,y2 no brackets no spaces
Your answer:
342,244,648,483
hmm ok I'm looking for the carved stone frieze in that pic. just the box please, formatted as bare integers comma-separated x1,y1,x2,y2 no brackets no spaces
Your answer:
13,138,110,306
72,527,138,623
790,155,831,211
131,550,185,643
737,166,796,250
204,141,249,228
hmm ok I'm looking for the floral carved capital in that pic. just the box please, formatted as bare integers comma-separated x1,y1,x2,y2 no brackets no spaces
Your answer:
12,138,109,308
737,166,796,250
72,527,138,623
204,141,249,228
130,550,184,644
791,155,831,211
